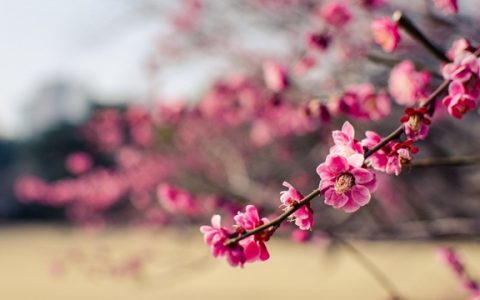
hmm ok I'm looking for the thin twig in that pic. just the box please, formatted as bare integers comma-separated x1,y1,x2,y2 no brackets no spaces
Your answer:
411,155,480,168
334,235,404,300
224,189,321,246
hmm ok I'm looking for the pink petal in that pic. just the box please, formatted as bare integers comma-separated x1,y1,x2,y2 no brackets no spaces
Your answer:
351,168,374,184
351,185,371,206
325,188,349,208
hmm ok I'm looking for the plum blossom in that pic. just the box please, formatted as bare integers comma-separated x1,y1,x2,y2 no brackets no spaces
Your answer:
333,84,391,121
400,107,431,140
442,51,480,83
433,0,458,15
280,181,314,230
200,215,246,267
263,61,288,92
442,80,478,119
234,205,270,263
317,155,377,213
388,60,431,106
385,140,418,175
372,17,401,53
317,2,352,28
361,131,389,172
329,121,364,167
447,39,474,61
306,32,331,52
65,152,93,175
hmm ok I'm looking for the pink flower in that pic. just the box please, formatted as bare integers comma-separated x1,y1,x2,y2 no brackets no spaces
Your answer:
234,205,270,263
361,131,389,172
371,17,400,53
337,84,391,121
442,51,480,82
263,61,288,92
329,121,364,167
200,215,246,267
317,155,376,213
317,2,352,28
65,152,93,175
157,184,198,216
400,107,431,140
306,32,331,52
433,0,458,15
385,140,418,175
447,39,473,61
388,60,431,106
442,80,478,119
280,181,314,230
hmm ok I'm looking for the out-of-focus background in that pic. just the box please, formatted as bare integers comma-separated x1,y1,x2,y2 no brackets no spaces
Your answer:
2,1,480,299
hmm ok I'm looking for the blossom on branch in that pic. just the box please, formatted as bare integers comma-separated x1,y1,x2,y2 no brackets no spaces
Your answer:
280,182,314,230
317,154,377,213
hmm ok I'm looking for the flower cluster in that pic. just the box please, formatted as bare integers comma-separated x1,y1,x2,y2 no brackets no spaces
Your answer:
442,45,480,118
280,182,314,230
200,205,271,267
317,122,377,213
362,132,418,175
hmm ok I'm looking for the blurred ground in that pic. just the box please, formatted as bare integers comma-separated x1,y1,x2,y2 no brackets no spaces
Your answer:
0,225,478,300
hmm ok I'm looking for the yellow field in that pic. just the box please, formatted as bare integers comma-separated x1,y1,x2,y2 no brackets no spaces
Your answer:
0,225,478,300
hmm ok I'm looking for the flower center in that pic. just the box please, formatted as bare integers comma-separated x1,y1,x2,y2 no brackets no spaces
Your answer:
335,173,355,193
408,114,422,132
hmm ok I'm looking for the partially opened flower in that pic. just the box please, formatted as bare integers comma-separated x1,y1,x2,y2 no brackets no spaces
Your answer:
442,80,477,119
329,121,364,167
372,17,400,53
400,107,431,140
200,215,246,267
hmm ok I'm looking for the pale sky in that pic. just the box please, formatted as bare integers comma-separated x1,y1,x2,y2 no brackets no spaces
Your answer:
0,0,174,138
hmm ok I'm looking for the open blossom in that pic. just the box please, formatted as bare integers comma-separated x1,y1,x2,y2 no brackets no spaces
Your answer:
371,17,400,53
442,80,478,119
442,51,480,83
234,205,270,263
433,0,458,15
200,215,246,267
329,121,364,167
400,107,431,140
317,2,352,28
263,61,288,92
389,60,431,106
317,155,376,213
280,181,314,230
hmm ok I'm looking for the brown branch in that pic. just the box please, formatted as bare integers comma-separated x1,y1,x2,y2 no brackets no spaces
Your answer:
411,155,480,168
392,10,449,63
224,189,321,246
